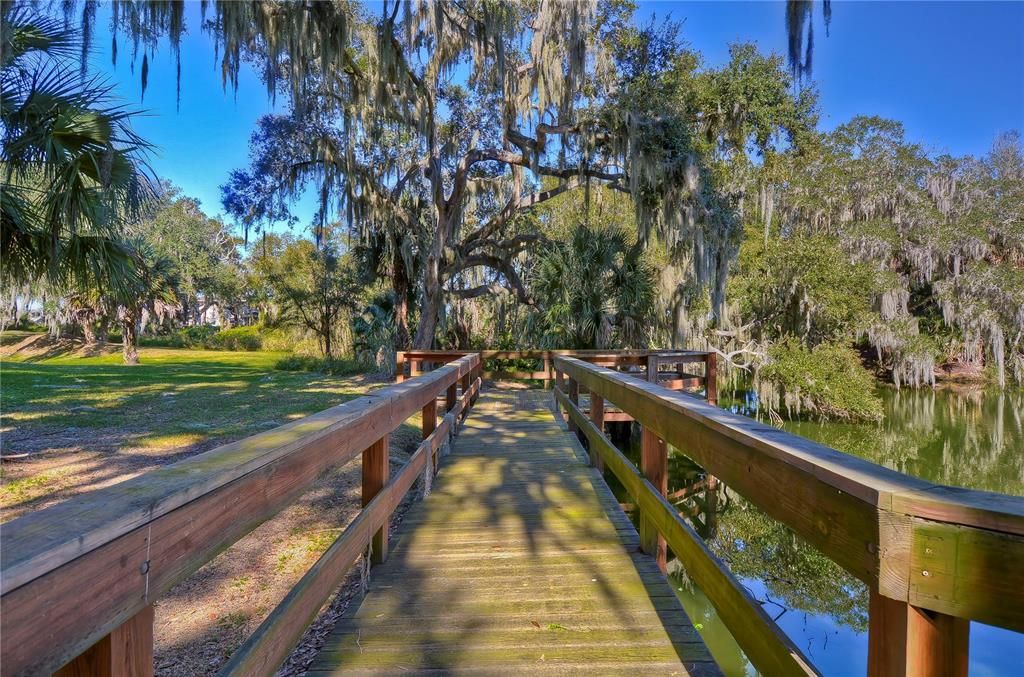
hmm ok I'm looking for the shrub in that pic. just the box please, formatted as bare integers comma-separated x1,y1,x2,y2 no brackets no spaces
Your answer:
759,339,883,422
206,326,263,351
274,355,363,376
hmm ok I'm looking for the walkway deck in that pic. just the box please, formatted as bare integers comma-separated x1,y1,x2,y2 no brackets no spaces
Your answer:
310,389,718,676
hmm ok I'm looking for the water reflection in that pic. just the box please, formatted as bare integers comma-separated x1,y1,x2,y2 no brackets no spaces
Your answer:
607,385,1024,675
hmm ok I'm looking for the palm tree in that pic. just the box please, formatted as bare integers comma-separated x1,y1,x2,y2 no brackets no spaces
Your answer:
117,243,179,365
1,4,154,291
529,225,657,350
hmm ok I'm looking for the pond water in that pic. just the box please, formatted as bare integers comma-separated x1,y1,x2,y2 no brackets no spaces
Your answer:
612,386,1024,676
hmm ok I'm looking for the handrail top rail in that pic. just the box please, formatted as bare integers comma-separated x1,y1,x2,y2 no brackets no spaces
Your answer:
401,348,711,357
554,355,1024,536
0,354,480,595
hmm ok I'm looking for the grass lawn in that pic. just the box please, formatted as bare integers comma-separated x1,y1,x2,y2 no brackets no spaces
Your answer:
0,343,410,520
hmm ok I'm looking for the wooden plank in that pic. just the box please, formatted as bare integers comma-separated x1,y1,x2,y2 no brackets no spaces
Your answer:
905,517,1024,631
312,389,718,675
54,605,154,677
867,590,968,677
556,387,818,677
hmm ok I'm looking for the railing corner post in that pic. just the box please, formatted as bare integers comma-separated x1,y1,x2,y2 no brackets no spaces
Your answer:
705,352,718,405
867,589,969,677
395,351,406,382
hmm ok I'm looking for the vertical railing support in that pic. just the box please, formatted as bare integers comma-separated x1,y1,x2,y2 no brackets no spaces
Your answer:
395,351,406,383
362,435,389,564
422,397,438,472
55,604,155,677
641,355,668,572
588,393,605,473
568,378,579,434
705,352,718,405
446,383,457,412
543,352,552,390
868,590,969,677
460,371,471,421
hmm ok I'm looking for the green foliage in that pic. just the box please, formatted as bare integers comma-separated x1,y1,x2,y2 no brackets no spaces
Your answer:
759,339,883,421
273,355,363,377
1,5,153,291
205,326,262,352
528,222,657,349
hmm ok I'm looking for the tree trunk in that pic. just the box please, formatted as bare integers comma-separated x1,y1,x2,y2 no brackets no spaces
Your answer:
96,315,110,346
122,308,140,365
393,246,411,350
82,320,97,347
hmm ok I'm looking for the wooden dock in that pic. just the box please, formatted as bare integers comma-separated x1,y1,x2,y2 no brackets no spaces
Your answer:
310,389,718,675
6,350,1022,677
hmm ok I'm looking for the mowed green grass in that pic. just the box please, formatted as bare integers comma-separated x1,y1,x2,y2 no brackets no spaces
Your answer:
0,343,403,515
2,348,377,446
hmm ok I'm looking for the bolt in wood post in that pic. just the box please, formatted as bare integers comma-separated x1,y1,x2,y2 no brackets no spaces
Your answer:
705,352,718,405
446,382,457,412
361,434,389,564
568,378,579,434
588,393,605,472
867,590,969,677
54,604,155,677
395,351,406,383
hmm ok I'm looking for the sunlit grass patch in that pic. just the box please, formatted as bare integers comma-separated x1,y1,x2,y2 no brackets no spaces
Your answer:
136,432,209,450
0,471,59,504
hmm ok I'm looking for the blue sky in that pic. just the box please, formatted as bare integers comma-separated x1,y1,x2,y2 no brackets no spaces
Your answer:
87,1,1024,232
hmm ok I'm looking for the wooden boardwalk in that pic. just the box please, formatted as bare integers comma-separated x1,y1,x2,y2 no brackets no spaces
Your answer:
310,389,718,676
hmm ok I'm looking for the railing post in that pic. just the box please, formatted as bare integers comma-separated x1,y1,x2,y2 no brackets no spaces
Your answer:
395,351,406,383
446,382,457,411
868,590,969,677
568,377,579,434
361,434,389,564
55,604,155,677
471,362,481,405
543,352,552,389
705,352,717,405
641,355,668,572
588,393,605,472
423,396,439,475
460,371,471,420
411,359,421,379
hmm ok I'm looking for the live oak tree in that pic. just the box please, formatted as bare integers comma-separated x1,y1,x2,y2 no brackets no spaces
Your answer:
80,0,747,350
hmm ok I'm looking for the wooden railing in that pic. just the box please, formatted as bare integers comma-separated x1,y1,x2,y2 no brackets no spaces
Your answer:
0,354,482,677
397,349,717,401
552,355,1024,677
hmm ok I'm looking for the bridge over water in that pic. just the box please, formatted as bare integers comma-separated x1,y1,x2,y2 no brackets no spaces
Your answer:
2,350,1022,676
